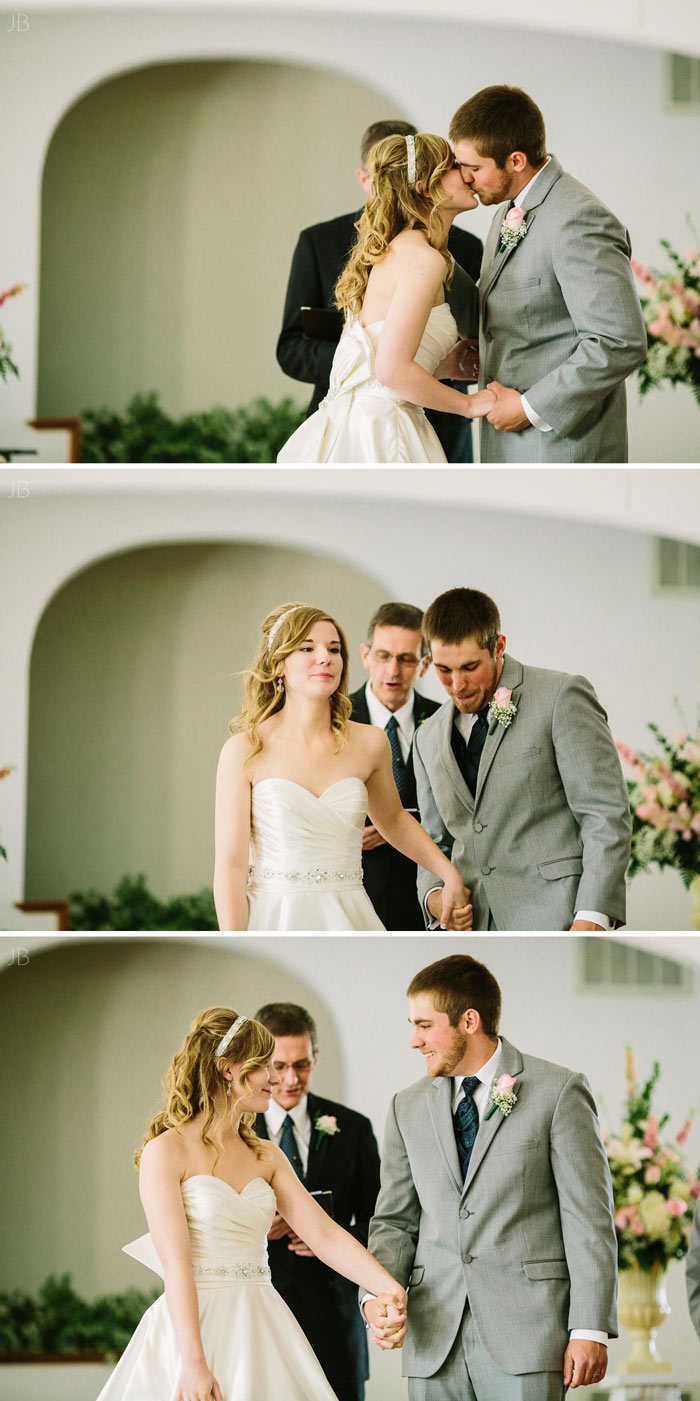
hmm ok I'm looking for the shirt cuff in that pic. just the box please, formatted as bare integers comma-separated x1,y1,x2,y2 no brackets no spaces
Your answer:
570,1330,608,1345
574,910,611,930
424,885,442,930
521,393,553,432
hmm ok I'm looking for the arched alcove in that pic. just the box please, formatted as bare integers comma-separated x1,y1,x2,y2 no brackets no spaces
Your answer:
38,58,405,418
25,540,386,902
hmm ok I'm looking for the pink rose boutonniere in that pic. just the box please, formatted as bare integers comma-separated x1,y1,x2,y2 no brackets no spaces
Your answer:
499,206,528,253
488,686,518,735
314,1113,340,1150
484,1073,518,1120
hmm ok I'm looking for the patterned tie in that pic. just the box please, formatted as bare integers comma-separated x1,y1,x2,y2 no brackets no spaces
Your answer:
385,715,408,801
279,1114,304,1179
454,1075,481,1179
451,706,490,798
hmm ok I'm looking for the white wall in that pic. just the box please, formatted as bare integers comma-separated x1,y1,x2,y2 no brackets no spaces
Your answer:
1,933,699,1398
1,8,699,458
1,467,699,930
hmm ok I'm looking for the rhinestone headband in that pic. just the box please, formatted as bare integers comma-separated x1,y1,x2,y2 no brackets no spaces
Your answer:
405,134,416,185
267,606,300,653
215,1014,248,1057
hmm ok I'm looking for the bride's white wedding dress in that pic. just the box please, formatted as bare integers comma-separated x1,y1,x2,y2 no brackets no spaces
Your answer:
96,1175,339,1401
277,302,458,463
244,777,384,930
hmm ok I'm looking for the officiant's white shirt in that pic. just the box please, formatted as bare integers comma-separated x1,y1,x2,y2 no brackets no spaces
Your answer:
365,680,415,765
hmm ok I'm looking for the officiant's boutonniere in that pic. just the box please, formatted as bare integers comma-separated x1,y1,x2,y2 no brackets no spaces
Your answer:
488,687,518,735
484,1073,518,1120
314,1113,340,1150
499,205,528,253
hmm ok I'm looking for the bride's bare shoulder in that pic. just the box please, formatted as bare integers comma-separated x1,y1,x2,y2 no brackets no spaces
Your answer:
347,719,387,758
217,730,256,775
391,228,444,270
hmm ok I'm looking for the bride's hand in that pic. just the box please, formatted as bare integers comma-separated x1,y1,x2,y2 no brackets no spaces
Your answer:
177,1362,225,1401
439,873,473,931
464,388,496,419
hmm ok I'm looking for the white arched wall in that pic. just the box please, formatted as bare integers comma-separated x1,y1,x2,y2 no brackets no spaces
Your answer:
2,465,700,930
2,5,700,460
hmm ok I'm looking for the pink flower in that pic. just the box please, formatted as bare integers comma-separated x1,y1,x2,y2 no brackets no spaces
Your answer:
644,1165,661,1184
615,1209,630,1231
505,206,525,231
631,1215,644,1236
493,687,513,708
497,1073,516,1094
667,1198,687,1217
643,1116,659,1151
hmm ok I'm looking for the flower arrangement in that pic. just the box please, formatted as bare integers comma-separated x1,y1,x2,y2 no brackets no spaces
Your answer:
0,284,23,382
604,1048,698,1272
632,233,700,405
616,721,700,886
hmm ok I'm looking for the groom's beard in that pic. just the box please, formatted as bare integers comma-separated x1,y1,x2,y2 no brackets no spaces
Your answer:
422,1027,470,1077
451,657,501,713
471,169,513,206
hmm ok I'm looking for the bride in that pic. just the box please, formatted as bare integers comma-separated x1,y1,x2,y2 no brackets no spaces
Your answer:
214,602,472,931
277,131,494,463
96,1007,407,1401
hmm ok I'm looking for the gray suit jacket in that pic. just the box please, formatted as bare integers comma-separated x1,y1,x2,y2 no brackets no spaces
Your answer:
367,1037,618,1377
413,653,631,930
687,1203,700,1340
478,155,647,463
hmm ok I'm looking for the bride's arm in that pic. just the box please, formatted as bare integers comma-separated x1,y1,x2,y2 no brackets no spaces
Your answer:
373,242,493,420
213,735,252,932
139,1138,224,1401
364,729,472,930
268,1145,406,1330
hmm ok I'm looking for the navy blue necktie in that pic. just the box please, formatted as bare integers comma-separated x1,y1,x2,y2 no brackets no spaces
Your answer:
452,707,490,798
454,1075,481,1179
385,715,408,801
279,1114,304,1179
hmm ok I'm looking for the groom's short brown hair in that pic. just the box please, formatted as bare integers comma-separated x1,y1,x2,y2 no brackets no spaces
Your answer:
407,954,501,1037
422,587,501,656
450,86,547,169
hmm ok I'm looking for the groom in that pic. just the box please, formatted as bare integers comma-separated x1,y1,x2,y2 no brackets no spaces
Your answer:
447,86,647,462
413,587,631,930
363,953,618,1399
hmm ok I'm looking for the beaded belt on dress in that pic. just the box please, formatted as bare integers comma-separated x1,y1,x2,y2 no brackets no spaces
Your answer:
192,1263,271,1281
248,864,363,887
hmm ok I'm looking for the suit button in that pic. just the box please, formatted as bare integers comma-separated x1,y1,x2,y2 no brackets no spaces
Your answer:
464,1253,474,1264
485,332,493,342
460,1207,471,1218
481,866,491,875
474,822,483,832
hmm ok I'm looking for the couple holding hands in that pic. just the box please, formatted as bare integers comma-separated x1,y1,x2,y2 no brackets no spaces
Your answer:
96,954,618,1401
278,85,647,464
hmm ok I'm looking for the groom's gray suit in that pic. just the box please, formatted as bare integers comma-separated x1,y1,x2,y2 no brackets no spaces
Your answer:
412,652,631,930
367,1037,618,1394
478,154,647,463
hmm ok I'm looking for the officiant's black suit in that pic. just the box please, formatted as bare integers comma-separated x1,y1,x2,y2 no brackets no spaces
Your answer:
254,1091,380,1401
276,209,482,461
349,685,440,930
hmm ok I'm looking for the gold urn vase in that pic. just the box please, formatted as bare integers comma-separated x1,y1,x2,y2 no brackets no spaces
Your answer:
617,1262,671,1373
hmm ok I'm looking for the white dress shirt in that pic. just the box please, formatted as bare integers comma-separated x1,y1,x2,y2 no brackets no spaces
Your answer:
424,706,611,930
365,681,415,765
452,1040,607,1346
265,1095,312,1174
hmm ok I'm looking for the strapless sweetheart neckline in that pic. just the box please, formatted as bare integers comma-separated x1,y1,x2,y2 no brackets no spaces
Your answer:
183,1174,275,1201
252,776,368,802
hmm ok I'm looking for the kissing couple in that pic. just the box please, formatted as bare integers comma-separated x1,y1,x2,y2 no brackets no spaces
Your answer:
278,84,646,465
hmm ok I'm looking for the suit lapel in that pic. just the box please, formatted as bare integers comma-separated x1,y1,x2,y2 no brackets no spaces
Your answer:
463,1037,524,1193
480,155,563,302
474,654,524,804
428,1077,463,1194
304,1093,328,1189
436,702,474,813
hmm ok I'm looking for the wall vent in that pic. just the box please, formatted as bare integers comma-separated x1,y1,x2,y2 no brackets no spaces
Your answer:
580,939,691,994
654,536,700,593
666,52,700,108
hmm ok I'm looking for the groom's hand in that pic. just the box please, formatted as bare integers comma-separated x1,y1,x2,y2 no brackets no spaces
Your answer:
364,1294,407,1349
486,381,530,432
427,888,473,931
570,920,605,931
563,1340,608,1388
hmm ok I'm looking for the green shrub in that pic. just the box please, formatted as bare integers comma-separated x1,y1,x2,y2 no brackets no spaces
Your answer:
0,1273,160,1358
69,873,218,931
80,392,305,462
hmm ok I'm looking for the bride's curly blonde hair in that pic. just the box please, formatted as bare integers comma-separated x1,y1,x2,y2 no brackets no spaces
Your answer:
232,603,352,763
335,132,455,317
135,1007,275,1168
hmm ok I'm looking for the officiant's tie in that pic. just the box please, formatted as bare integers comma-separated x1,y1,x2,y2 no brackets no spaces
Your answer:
454,1075,481,1179
279,1114,304,1179
385,715,408,801
451,706,490,798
